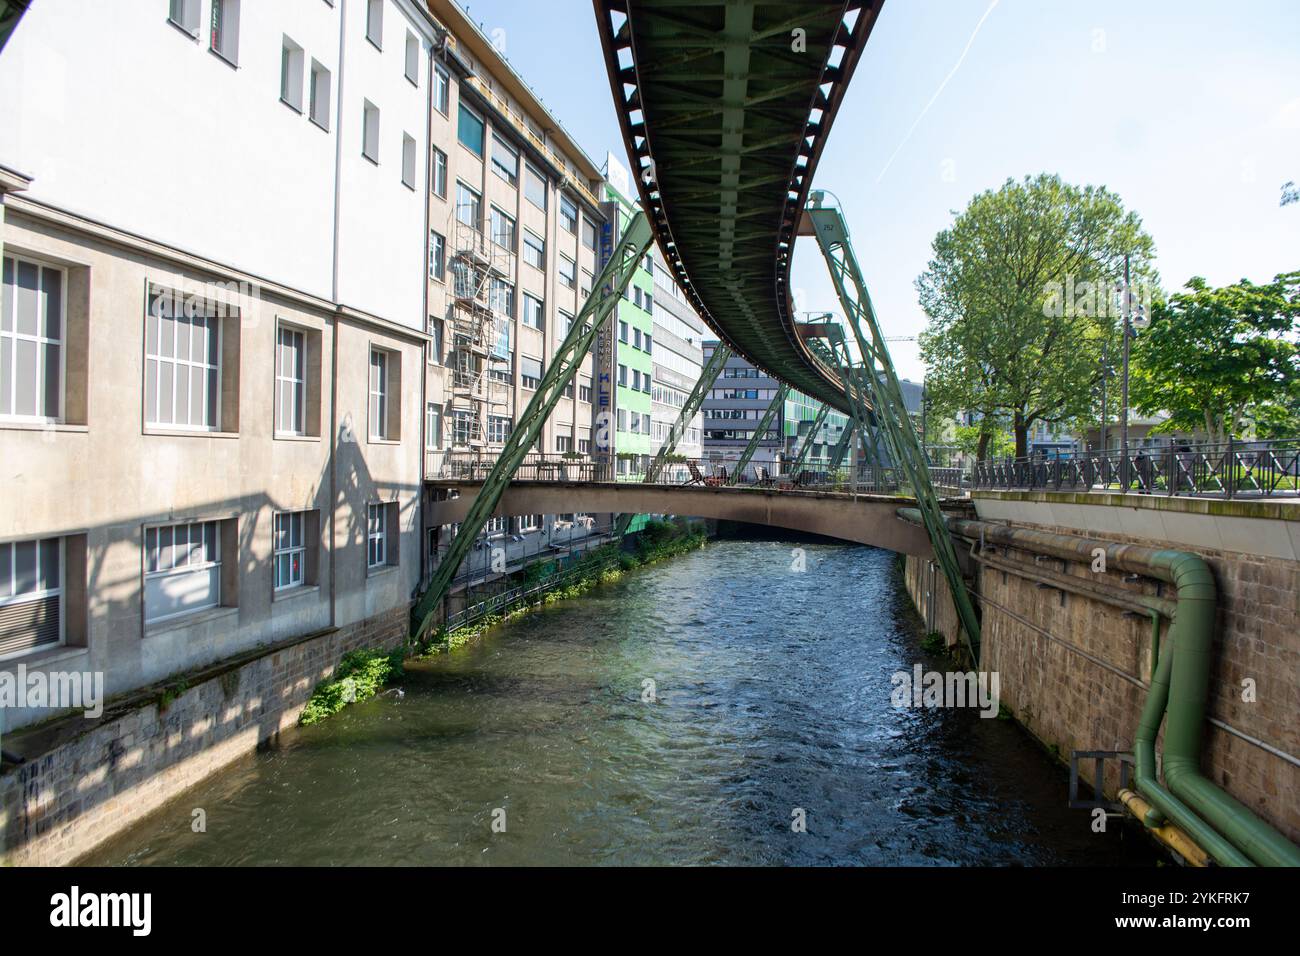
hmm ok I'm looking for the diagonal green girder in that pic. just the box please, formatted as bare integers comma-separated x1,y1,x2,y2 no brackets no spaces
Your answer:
727,383,789,485
828,422,855,470
788,402,830,473
614,342,733,535
805,197,982,661
411,212,656,641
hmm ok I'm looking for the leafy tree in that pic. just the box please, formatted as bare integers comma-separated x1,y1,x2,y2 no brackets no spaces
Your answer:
1130,273,1300,443
916,174,1155,458
953,422,1014,460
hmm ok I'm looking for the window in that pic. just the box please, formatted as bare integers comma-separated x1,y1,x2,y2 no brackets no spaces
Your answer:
367,503,387,568
1,255,63,421
645,332,652,355
369,348,388,439
618,320,628,343
362,100,380,163
522,229,545,269
582,217,597,250
489,278,514,318
144,521,221,623
491,134,519,186
524,164,547,210
632,369,640,391
429,229,446,280
309,60,332,129
645,293,654,317
366,0,383,48
618,364,627,387
0,537,62,658
578,438,591,453
634,287,642,309
275,325,305,435
559,195,577,233
273,512,306,591
433,64,449,115
425,403,442,450
490,206,516,250
452,410,475,445
520,356,542,390
488,415,511,444
518,514,542,532
210,0,240,65
557,310,573,338
579,383,591,404
456,181,481,227
168,0,200,36
556,435,573,453
643,371,651,393
427,316,444,364
485,517,506,536
404,30,419,85
281,37,304,112
431,146,447,197
144,285,220,431
522,293,544,330
401,133,417,188
633,327,642,349
559,255,576,289
458,104,485,157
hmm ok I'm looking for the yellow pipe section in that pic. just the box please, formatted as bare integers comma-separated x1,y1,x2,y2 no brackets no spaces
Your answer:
1119,789,1210,867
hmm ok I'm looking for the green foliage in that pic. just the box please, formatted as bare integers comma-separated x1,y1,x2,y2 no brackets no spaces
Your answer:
952,423,1014,460
1131,273,1300,443
916,173,1156,458
920,631,947,654
299,648,404,726
157,679,189,712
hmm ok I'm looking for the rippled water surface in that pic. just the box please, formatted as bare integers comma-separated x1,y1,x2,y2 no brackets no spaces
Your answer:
88,539,1157,866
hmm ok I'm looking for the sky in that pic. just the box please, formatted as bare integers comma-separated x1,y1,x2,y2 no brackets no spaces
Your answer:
453,0,1300,381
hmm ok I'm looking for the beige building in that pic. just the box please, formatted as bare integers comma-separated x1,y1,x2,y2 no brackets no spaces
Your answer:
421,1,613,578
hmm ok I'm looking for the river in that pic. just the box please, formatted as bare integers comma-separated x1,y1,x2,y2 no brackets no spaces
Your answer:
86,537,1157,866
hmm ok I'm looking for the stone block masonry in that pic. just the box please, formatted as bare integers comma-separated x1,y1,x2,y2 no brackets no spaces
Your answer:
0,605,410,866
903,498,1300,850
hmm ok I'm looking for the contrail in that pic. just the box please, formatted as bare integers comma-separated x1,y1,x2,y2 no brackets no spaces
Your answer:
875,0,1000,183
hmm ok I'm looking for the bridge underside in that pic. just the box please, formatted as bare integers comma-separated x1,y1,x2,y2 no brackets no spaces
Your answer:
426,482,934,557
595,0,886,413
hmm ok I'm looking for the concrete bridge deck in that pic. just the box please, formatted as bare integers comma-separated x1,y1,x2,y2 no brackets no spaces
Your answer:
425,480,937,557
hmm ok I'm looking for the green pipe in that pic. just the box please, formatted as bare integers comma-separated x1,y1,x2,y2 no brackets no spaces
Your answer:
1148,610,1160,682
897,509,1300,867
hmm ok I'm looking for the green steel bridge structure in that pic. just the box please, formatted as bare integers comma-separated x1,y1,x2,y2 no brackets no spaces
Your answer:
413,0,979,659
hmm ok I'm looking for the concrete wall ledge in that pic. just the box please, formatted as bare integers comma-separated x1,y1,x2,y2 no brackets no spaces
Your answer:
973,489,1300,521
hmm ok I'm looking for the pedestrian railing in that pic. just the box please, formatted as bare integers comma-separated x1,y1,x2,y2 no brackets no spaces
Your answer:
969,439,1300,499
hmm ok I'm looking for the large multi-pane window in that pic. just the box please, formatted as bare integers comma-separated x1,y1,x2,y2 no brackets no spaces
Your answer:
458,103,485,157
0,537,62,658
433,64,450,115
273,511,306,591
144,521,220,623
524,164,547,210
431,146,447,197
559,195,577,233
522,230,545,270
491,134,519,186
429,229,446,280
368,348,388,439
275,325,305,435
487,415,511,444
489,278,514,318
522,293,544,330
144,285,220,431
520,356,542,391
456,181,481,228
367,503,387,568
1,255,63,421
490,206,516,250
452,410,474,445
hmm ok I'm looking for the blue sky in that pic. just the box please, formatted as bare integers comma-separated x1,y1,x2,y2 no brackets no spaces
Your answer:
456,0,1300,381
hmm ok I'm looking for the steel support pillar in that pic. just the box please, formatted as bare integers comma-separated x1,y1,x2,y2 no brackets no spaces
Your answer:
727,384,789,485
412,212,655,641
805,196,982,660
614,343,733,535
788,402,830,474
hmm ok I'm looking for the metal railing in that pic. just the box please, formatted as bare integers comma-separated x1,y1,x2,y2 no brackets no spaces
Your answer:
968,439,1300,499
443,550,622,634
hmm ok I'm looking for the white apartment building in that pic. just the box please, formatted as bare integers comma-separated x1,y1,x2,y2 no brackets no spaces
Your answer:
0,0,439,730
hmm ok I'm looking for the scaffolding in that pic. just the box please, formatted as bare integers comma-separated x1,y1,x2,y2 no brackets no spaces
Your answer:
444,205,513,452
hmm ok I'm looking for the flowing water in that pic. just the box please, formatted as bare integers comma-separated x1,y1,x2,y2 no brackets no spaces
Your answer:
87,538,1158,866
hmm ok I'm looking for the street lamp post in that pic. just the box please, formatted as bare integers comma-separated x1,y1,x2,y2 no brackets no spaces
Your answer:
1115,254,1148,491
